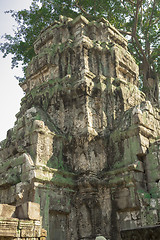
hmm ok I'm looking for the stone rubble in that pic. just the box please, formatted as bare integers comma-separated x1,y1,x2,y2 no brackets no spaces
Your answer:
0,202,46,239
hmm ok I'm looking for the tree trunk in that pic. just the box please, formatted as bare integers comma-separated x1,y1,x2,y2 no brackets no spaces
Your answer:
142,61,159,105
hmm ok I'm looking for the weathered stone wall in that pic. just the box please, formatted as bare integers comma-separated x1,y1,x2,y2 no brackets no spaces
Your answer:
0,15,160,240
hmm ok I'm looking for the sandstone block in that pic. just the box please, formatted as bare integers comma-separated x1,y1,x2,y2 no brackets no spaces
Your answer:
40,237,47,240
0,218,19,237
41,228,47,237
0,204,15,218
96,236,107,240
19,219,34,237
16,202,40,220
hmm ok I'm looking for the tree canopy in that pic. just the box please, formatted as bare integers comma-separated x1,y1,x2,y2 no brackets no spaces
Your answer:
0,0,160,103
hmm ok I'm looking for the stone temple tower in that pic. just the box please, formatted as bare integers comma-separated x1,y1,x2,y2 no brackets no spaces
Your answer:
0,15,160,240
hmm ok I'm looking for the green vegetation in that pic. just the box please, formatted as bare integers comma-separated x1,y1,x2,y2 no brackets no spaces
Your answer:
0,0,159,102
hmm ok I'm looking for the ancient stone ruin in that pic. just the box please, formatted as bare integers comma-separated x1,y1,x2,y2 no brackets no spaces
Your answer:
0,202,47,239
0,15,160,240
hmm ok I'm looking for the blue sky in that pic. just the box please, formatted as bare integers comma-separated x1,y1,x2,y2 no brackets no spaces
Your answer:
0,0,32,141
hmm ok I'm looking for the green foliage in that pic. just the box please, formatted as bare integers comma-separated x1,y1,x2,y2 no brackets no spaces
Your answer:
126,0,160,77
0,0,159,97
